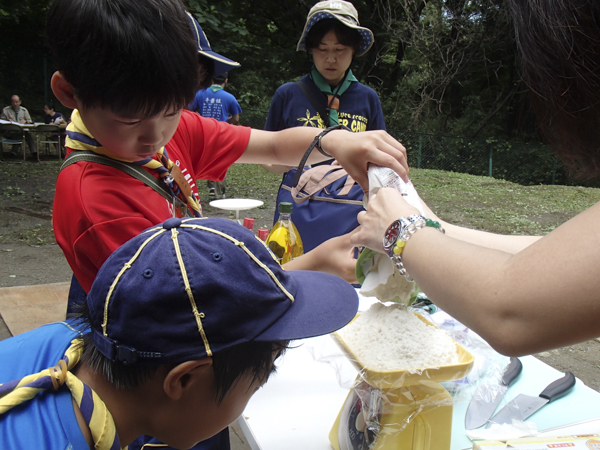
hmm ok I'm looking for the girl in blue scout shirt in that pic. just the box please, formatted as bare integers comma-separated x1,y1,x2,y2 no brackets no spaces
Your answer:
262,1,388,253
264,1,385,166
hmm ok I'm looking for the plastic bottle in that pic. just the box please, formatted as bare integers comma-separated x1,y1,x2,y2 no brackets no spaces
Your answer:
243,217,255,231
257,228,269,242
265,202,304,264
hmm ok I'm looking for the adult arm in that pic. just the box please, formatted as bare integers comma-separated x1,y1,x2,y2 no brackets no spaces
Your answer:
238,127,409,190
418,197,541,253
350,188,600,356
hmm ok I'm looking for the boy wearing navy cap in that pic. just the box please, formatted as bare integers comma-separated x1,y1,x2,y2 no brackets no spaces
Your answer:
0,218,359,449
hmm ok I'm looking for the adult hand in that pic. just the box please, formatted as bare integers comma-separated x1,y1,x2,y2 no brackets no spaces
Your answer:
351,188,420,252
321,130,409,192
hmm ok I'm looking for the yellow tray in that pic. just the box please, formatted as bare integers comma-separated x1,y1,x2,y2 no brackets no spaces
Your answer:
333,312,474,389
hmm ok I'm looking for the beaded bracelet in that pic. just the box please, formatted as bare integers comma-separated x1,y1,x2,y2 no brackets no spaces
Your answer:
383,214,445,281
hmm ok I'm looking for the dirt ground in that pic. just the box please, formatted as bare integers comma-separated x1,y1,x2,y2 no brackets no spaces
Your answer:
2,156,600,396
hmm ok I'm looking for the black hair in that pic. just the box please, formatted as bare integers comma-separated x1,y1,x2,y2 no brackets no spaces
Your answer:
509,0,600,179
44,102,55,111
198,54,216,90
213,73,228,84
46,0,198,119
73,302,289,403
305,18,362,54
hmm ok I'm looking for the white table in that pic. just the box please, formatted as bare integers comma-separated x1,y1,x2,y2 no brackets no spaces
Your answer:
239,303,600,450
209,198,264,223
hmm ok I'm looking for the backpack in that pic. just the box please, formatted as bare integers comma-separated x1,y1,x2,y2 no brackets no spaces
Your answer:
273,163,364,252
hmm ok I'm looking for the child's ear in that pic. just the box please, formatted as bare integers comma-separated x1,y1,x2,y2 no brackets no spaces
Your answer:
163,358,213,401
51,71,79,109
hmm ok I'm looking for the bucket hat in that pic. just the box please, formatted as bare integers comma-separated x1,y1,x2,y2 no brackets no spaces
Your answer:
88,217,359,365
296,1,374,57
186,12,241,77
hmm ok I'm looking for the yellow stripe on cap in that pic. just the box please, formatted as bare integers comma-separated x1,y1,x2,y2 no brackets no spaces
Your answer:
170,228,213,356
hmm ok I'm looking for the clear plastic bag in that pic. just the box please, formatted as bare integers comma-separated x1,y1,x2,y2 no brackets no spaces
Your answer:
306,300,473,449
304,296,512,449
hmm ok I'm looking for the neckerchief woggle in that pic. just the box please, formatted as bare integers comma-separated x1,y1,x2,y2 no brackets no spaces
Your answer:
0,335,122,450
66,110,202,218
309,66,357,126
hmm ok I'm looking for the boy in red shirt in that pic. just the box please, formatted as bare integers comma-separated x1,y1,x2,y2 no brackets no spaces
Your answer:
48,0,408,298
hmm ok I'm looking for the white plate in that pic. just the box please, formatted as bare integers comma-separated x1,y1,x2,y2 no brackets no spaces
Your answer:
209,198,264,211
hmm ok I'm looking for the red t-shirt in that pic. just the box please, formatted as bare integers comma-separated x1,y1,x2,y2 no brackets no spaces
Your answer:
53,110,251,292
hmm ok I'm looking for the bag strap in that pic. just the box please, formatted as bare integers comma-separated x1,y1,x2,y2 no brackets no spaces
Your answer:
291,164,357,203
60,151,192,216
295,79,330,128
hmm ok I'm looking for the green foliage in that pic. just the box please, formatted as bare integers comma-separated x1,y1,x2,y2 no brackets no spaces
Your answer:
389,130,563,186
0,0,542,143
413,168,600,235
0,0,56,117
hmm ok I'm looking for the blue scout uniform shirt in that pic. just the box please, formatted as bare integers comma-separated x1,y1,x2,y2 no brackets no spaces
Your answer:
0,321,89,450
264,74,386,132
189,87,242,123
0,321,231,450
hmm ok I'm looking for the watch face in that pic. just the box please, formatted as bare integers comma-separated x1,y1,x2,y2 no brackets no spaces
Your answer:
383,220,400,254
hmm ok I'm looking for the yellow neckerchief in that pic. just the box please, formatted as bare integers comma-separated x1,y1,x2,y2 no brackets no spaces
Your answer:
0,337,122,450
66,110,202,217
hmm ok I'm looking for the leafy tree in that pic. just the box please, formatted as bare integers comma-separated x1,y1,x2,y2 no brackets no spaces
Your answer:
0,0,55,118
0,0,539,141
184,0,537,140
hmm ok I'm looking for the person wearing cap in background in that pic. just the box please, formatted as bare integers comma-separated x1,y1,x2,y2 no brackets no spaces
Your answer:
187,11,241,91
262,0,385,174
0,217,359,449
189,71,243,200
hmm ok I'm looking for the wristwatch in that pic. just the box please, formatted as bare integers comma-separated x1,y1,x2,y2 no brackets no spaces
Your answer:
383,215,425,257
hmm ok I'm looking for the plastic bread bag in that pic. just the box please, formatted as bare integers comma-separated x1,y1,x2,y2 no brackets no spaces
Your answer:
427,310,511,403
356,165,426,306
365,164,425,213
322,301,475,449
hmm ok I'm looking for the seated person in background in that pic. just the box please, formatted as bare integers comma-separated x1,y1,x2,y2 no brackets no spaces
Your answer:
0,217,359,449
0,94,38,157
189,71,242,199
43,102,67,127
43,101,68,152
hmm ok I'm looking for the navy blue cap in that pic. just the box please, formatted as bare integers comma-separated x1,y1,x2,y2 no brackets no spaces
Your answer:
88,218,358,365
186,12,241,77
